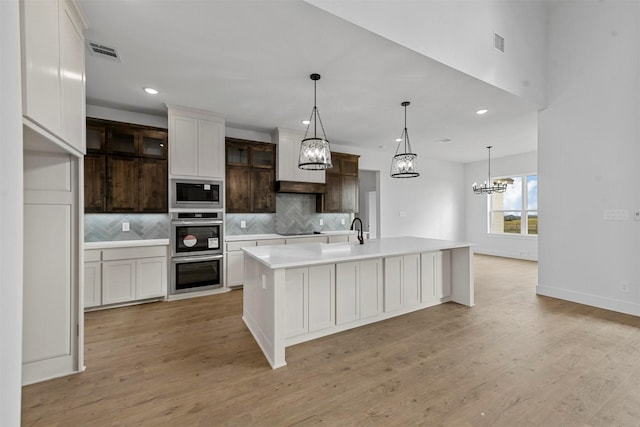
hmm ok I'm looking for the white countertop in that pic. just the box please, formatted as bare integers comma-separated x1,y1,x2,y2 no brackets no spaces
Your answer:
243,236,473,269
84,239,170,249
225,231,356,242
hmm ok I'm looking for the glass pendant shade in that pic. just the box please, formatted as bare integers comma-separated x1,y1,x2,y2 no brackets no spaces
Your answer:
390,101,419,178
472,146,508,194
299,74,332,170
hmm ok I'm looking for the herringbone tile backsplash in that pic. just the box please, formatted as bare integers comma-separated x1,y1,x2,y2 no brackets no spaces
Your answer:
226,193,352,236
85,214,169,242
85,195,352,241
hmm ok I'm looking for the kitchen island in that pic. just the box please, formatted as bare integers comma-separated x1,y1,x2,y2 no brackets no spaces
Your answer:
242,236,474,368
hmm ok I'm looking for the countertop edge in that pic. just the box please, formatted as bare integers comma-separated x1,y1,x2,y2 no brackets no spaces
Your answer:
226,231,357,242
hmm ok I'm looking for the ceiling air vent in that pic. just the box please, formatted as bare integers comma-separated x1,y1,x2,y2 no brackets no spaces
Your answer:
87,41,121,62
494,33,505,53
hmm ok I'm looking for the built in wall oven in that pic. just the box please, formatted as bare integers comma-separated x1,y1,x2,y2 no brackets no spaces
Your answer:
170,211,224,294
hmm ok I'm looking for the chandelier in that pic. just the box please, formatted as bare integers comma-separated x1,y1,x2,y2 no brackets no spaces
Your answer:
390,101,419,178
472,146,508,194
298,73,332,170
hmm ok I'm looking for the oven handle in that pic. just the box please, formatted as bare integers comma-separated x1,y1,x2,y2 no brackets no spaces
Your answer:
172,220,224,226
171,254,224,263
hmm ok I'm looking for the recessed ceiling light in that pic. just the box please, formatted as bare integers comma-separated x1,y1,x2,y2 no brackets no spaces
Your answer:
476,109,488,115
395,138,402,142
301,120,310,125
143,87,159,95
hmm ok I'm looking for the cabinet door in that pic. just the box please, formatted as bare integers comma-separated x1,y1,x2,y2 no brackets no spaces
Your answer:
226,141,249,166
321,173,342,213
384,256,403,312
136,256,167,300
138,158,167,212
84,154,105,213
106,156,138,212
360,258,383,319
402,254,421,308
226,165,251,212
107,127,138,156
21,0,61,137
335,262,359,325
170,115,198,176
84,261,102,308
251,168,275,213
86,124,106,153
59,0,85,151
340,156,359,176
140,130,168,159
102,260,136,304
341,175,359,213
285,268,307,338
250,144,275,168
198,118,224,179
421,252,438,303
308,264,335,332
226,251,245,287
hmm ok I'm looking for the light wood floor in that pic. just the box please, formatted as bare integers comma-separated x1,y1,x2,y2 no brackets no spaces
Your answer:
22,255,640,426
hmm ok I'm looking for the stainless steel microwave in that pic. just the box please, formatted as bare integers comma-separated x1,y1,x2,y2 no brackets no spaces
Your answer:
171,179,223,210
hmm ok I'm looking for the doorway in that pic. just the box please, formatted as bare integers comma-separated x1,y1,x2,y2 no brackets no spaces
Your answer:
357,170,380,239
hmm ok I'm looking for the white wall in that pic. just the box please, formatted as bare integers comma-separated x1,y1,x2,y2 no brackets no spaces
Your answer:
334,143,465,241
306,0,547,108
0,0,24,424
538,1,640,316
465,151,538,260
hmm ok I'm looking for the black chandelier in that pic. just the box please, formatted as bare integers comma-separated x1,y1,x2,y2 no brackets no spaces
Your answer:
472,146,508,194
298,73,332,170
390,101,419,178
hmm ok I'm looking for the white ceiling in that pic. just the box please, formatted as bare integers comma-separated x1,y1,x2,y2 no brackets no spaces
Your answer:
80,0,539,163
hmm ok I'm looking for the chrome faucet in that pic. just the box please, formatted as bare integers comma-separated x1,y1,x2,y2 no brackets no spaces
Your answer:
350,217,364,245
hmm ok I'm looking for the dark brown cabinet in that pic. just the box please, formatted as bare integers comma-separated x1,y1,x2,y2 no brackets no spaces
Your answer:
225,138,276,213
317,152,360,213
84,118,168,213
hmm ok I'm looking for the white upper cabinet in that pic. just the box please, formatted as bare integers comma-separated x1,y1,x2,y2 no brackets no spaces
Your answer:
168,105,225,179
21,0,86,154
272,127,325,184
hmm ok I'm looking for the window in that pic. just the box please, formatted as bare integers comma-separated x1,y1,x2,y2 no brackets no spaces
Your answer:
489,174,537,235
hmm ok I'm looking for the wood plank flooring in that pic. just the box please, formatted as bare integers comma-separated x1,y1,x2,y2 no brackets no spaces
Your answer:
22,255,640,426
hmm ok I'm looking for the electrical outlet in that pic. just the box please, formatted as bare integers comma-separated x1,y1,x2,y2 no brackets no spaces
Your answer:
240,221,246,229
620,281,630,293
319,219,324,226
122,222,130,232
341,218,345,225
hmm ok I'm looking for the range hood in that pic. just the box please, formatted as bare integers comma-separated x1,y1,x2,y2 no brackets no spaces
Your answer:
276,181,326,194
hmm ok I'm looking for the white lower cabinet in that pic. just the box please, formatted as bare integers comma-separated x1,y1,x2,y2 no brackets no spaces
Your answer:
285,264,335,338
421,251,445,303
84,245,167,309
336,258,383,324
103,260,136,304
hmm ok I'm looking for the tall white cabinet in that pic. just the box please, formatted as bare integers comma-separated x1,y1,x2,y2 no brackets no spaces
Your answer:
167,105,225,180
21,0,86,385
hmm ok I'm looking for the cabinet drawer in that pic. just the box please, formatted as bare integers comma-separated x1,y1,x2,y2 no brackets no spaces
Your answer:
257,239,285,246
227,240,257,252
102,245,167,261
85,249,102,262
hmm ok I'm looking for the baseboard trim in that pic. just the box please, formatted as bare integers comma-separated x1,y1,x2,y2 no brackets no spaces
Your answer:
537,285,640,317
474,248,538,261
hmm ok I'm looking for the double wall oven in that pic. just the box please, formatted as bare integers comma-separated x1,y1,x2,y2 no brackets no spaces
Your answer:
170,179,225,295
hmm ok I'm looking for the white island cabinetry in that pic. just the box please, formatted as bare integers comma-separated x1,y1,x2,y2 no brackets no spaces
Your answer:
243,237,474,368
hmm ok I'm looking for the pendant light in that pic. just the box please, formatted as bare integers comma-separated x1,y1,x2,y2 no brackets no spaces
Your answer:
472,146,508,194
390,101,419,178
299,73,332,170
